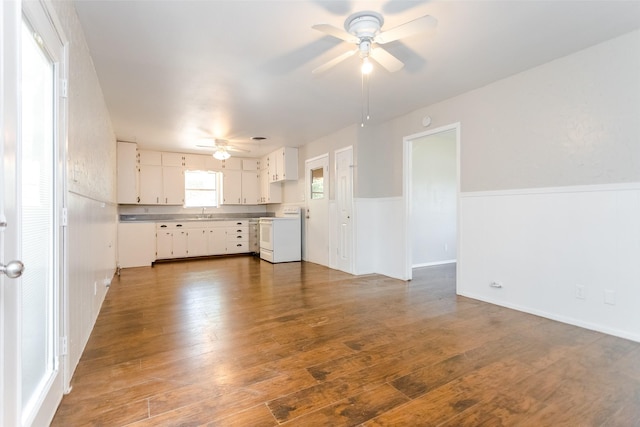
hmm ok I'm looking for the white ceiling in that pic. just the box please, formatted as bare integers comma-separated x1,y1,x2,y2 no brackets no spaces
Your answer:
73,0,640,157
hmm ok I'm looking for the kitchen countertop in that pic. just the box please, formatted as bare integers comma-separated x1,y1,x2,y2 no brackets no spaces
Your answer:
119,213,272,223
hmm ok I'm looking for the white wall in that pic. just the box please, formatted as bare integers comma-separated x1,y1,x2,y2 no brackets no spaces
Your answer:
458,184,640,342
51,1,118,383
296,30,640,341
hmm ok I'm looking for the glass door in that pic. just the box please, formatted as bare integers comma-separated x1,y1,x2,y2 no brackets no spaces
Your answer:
1,1,66,424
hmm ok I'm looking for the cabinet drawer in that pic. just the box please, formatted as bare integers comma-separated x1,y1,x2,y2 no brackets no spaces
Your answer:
156,223,187,230
226,233,248,242
227,241,249,253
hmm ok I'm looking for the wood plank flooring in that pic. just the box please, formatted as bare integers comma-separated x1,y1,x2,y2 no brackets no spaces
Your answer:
52,256,640,426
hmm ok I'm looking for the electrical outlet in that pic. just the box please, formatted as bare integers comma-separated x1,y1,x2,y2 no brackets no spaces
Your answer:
575,285,585,300
604,289,616,305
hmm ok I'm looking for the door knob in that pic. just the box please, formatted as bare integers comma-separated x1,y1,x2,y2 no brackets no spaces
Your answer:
1,260,24,279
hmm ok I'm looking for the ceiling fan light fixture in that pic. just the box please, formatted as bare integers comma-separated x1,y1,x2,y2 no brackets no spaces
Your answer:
213,149,230,160
361,57,373,74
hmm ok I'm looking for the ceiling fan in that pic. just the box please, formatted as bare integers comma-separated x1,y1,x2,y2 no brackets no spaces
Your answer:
312,10,437,74
196,138,251,160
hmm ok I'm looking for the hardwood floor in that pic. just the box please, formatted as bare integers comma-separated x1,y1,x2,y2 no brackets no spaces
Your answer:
52,256,640,426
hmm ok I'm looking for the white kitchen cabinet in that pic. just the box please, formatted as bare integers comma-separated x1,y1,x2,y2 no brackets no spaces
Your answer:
222,157,242,170
155,220,254,260
117,141,139,204
173,228,189,257
204,156,223,171
222,169,242,205
242,158,259,171
156,223,188,258
268,147,298,182
222,169,260,205
162,166,184,205
138,150,162,165
226,223,249,254
259,167,281,204
162,152,185,167
242,170,259,204
138,164,163,204
207,227,227,255
156,227,174,259
184,154,207,170
188,228,208,257
117,222,156,268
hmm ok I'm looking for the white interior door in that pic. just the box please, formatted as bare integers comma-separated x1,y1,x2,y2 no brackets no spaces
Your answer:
304,155,329,266
1,1,67,425
335,147,354,273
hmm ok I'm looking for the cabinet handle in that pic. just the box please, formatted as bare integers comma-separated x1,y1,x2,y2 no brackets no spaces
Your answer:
237,244,242,247
160,225,167,228
237,222,242,225
137,196,140,203
156,196,159,203
176,224,183,227
236,229,242,232
165,197,168,203
237,235,242,239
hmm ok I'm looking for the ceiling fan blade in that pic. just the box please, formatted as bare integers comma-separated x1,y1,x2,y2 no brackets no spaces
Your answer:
196,144,216,148
370,47,404,72
312,49,357,74
312,23,359,43
374,15,437,45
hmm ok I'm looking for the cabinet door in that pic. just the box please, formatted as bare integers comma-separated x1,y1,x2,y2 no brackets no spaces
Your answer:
156,230,173,259
162,152,184,167
173,229,188,257
241,171,259,205
187,229,207,257
222,157,242,170
204,156,223,171
116,141,138,204
139,164,163,204
242,158,258,171
222,170,242,204
267,151,278,183
207,228,227,255
138,150,162,165
162,166,184,205
184,154,206,170
280,146,298,181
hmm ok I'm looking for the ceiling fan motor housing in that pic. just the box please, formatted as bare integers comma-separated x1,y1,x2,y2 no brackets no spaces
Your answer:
345,11,383,39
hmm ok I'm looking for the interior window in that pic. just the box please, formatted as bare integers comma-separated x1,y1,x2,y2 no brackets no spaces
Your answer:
184,170,218,207
310,167,324,199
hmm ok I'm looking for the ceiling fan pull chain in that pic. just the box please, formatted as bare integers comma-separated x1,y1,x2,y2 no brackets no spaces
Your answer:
361,71,365,127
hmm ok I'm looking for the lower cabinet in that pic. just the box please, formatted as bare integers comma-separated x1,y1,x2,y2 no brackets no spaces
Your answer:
156,220,250,260
156,223,188,259
118,222,156,268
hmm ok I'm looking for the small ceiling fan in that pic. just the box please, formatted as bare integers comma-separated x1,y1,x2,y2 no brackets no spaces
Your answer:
196,138,251,160
312,10,437,74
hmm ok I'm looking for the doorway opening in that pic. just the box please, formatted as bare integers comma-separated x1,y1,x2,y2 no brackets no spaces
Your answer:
403,123,460,281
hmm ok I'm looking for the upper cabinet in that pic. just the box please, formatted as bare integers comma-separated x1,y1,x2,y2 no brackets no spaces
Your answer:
116,143,297,206
267,147,298,183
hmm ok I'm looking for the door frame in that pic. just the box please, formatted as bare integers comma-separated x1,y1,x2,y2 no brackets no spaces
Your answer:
403,123,461,281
